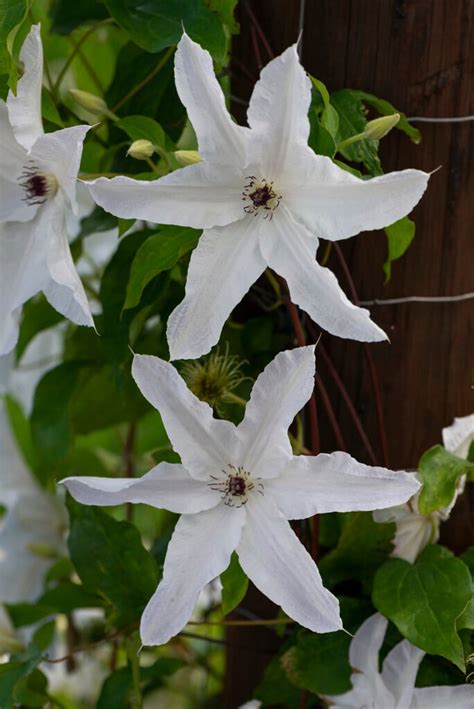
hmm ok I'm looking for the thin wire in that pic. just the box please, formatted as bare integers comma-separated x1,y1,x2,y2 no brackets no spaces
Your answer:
407,115,474,123
359,292,474,306
297,0,306,58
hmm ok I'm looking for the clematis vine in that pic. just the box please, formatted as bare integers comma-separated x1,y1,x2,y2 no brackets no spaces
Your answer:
0,24,94,356
61,346,419,646
373,414,474,563
88,33,430,360
324,613,474,708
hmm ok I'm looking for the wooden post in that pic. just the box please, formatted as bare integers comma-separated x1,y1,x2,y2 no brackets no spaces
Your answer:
226,1,474,704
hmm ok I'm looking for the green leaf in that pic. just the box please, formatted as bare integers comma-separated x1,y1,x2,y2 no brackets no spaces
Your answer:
16,294,63,362
0,622,51,709
116,114,165,148
331,89,382,176
105,0,227,62
350,89,421,144
49,0,110,34
220,552,248,615
30,362,84,480
124,226,200,309
4,394,35,472
319,512,395,591
68,506,159,624
283,630,351,695
0,0,28,76
308,110,336,157
41,87,63,128
418,445,473,515
255,655,301,709
372,545,472,671
97,657,184,709
383,216,416,282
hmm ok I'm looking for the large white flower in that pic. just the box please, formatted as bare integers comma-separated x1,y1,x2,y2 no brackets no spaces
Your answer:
88,33,429,360
0,24,94,356
373,414,474,563
325,613,474,708
61,346,419,646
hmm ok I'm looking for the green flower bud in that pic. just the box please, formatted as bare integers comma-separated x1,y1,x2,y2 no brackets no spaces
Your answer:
181,345,248,412
127,139,155,160
69,89,116,119
363,113,400,140
174,150,202,166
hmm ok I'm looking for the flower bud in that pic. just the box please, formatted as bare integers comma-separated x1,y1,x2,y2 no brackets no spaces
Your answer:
364,113,400,140
127,139,155,160
69,89,115,119
174,150,202,166
181,345,248,412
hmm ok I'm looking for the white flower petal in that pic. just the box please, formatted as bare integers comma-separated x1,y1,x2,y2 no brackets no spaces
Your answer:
132,355,237,481
259,207,387,342
87,161,245,228
0,399,36,507
247,46,311,175
140,504,245,646
0,213,49,355
6,24,43,151
42,195,94,328
236,346,315,479
442,414,474,459
381,639,424,706
29,125,90,214
0,491,66,603
268,453,420,519
167,218,266,360
0,102,33,222
285,147,430,241
349,613,388,675
389,509,437,563
412,685,474,708
175,33,248,164
237,496,341,633
61,463,219,514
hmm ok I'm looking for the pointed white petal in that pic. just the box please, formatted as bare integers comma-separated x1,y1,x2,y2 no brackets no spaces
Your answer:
132,355,237,481
87,160,244,228
381,639,424,705
259,207,387,342
140,504,245,646
42,196,94,328
61,463,220,514
6,24,43,151
237,496,341,633
412,685,474,709
236,346,315,479
442,414,474,458
175,33,248,164
247,46,311,175
0,491,66,603
285,147,430,241
390,509,437,563
267,453,420,519
29,125,90,213
349,613,388,675
167,218,266,360
0,212,49,355
0,102,33,222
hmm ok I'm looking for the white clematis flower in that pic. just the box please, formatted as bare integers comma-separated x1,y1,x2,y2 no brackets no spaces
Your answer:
325,613,474,708
61,346,419,646
373,414,474,563
0,24,94,356
88,33,429,360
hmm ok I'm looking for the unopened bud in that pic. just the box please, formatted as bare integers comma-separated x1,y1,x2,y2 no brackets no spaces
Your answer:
69,89,116,119
174,150,202,166
27,542,58,559
364,113,400,140
127,139,155,160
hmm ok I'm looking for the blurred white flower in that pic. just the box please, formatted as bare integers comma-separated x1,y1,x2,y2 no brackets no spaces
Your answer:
62,346,418,646
88,33,430,360
324,613,474,708
373,414,474,563
0,24,94,355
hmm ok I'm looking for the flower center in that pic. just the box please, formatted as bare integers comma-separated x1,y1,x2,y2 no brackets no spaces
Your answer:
209,464,264,508
242,176,281,220
18,163,58,206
